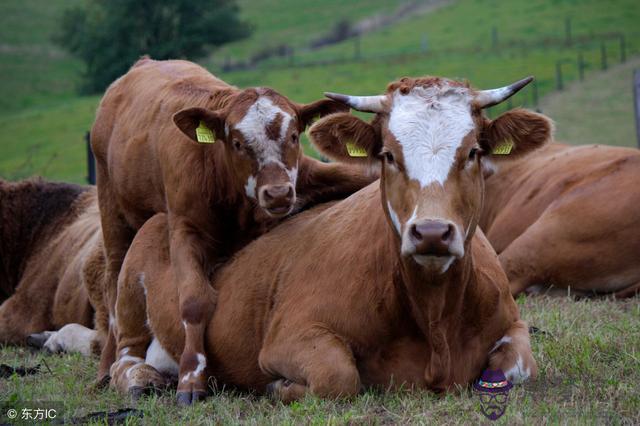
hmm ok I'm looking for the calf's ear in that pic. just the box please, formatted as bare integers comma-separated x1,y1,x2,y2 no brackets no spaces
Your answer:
173,107,226,144
307,112,381,164
297,99,350,129
481,108,554,160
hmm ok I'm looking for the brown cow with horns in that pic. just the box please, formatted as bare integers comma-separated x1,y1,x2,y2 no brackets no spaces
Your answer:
108,75,549,400
91,58,376,403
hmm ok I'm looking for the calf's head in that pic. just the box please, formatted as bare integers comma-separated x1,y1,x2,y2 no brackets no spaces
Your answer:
174,88,346,217
310,76,552,273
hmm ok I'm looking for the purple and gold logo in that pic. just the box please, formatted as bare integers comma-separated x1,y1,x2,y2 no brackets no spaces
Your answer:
474,369,512,420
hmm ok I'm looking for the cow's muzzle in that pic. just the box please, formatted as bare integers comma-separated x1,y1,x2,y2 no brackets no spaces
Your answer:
259,183,295,217
403,219,464,273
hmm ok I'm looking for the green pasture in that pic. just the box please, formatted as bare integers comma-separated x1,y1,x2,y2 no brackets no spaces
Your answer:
1,296,639,424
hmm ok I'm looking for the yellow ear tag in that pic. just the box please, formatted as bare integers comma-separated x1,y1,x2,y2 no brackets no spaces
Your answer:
346,141,367,157
195,121,216,143
493,139,514,155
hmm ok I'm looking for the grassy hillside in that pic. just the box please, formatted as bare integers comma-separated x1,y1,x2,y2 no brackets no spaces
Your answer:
0,0,84,113
0,0,639,183
540,57,640,147
213,0,407,61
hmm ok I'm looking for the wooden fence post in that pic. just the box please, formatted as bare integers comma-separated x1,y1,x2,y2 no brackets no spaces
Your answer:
634,69,640,149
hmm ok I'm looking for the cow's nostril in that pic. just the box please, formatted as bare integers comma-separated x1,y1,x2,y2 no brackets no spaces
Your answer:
286,186,293,199
442,225,453,242
410,224,422,241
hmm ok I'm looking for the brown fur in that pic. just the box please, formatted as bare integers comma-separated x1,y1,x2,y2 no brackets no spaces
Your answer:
480,143,640,297
0,179,103,345
110,75,545,401
91,58,377,394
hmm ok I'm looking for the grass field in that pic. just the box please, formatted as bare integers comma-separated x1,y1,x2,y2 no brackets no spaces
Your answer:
540,57,640,147
1,295,639,424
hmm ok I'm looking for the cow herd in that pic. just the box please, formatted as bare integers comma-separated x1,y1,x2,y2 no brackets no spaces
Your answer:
1,58,638,406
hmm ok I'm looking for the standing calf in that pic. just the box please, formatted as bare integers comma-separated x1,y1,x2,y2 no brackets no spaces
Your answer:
91,58,375,403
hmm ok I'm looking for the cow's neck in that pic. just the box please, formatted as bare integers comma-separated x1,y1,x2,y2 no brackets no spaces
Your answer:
381,198,475,388
396,251,473,334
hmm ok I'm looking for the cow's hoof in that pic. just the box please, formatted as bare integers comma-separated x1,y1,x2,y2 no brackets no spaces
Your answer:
176,390,207,406
129,385,160,402
93,374,111,390
266,379,292,399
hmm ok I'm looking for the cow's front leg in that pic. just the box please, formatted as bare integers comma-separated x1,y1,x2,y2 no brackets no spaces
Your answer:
170,219,218,405
488,320,537,384
259,325,361,403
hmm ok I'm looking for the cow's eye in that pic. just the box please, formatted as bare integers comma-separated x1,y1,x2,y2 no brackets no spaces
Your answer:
383,151,395,164
233,140,242,151
291,133,299,144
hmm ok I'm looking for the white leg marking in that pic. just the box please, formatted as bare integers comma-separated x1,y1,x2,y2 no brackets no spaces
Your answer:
503,354,531,384
145,338,179,377
181,352,207,384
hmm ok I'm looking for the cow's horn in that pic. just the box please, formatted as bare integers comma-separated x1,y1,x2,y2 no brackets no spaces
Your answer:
475,76,534,109
324,92,386,113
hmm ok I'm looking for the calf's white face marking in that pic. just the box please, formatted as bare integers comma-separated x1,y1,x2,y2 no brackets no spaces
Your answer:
388,86,474,188
237,97,292,167
236,97,298,188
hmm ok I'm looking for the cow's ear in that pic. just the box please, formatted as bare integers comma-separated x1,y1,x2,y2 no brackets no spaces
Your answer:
297,99,350,129
173,107,226,144
481,108,553,160
308,112,381,164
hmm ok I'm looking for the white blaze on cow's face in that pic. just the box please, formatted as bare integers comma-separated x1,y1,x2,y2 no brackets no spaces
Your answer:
381,81,484,273
226,93,300,218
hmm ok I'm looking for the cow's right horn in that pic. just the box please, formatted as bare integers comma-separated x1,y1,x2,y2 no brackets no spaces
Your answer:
475,76,534,109
324,92,386,113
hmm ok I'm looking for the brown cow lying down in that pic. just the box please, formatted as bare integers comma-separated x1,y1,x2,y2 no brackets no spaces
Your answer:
0,179,105,355
91,58,376,399
480,143,640,298
106,76,551,400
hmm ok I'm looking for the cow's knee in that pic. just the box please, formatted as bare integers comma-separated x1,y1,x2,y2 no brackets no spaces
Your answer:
309,363,361,398
488,320,537,384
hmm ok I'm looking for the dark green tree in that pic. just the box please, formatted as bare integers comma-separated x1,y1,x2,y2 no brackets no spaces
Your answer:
56,0,251,93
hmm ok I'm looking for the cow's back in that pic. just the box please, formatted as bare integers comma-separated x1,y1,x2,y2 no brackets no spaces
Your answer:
481,144,640,253
0,179,90,300
90,59,236,224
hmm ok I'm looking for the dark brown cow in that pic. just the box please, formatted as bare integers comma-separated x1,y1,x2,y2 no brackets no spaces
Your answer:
0,179,104,354
91,58,376,402
108,76,550,400
480,143,640,297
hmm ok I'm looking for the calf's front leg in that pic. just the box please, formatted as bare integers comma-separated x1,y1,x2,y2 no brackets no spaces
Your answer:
169,218,218,405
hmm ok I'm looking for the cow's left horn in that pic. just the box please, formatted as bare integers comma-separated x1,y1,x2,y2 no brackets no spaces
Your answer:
324,92,386,113
475,76,534,108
